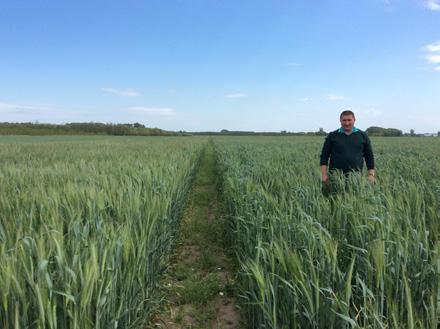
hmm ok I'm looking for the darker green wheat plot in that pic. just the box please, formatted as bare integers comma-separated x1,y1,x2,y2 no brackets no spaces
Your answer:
215,136,439,329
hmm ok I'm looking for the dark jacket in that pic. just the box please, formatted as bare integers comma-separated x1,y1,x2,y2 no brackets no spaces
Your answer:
320,128,374,173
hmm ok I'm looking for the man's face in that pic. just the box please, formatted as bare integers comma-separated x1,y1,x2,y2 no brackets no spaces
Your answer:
340,114,355,132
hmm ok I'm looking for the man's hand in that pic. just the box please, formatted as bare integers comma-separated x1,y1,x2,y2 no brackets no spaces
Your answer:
320,165,329,183
367,170,375,184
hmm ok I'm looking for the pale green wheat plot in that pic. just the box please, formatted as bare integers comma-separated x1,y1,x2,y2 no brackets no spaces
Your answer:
0,136,206,329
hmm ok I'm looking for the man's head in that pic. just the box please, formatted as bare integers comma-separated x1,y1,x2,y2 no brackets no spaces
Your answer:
339,110,355,133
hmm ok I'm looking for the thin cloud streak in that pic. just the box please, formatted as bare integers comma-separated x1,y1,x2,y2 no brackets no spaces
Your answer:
101,87,142,97
359,108,384,117
0,102,51,114
287,62,303,67
130,107,176,116
225,93,247,98
0,101,84,122
327,95,345,101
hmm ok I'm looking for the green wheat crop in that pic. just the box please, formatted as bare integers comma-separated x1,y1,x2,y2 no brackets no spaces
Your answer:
0,136,206,329
215,136,439,329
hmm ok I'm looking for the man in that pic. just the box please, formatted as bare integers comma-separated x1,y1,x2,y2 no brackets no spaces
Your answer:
320,110,375,188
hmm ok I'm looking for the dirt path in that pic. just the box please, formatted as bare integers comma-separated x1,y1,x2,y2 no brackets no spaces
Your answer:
148,142,244,329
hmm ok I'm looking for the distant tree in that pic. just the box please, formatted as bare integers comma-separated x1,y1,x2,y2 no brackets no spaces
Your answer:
410,129,415,136
438,131,440,137
366,126,385,136
366,126,402,136
383,128,403,137
315,127,327,136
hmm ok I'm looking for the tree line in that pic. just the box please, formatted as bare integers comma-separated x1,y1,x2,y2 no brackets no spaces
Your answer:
0,122,438,136
0,122,178,136
366,126,440,137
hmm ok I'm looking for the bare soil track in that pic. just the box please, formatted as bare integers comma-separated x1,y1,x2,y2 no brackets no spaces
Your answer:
148,143,244,329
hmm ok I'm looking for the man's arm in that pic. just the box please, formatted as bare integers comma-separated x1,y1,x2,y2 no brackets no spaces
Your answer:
363,133,375,182
320,134,332,182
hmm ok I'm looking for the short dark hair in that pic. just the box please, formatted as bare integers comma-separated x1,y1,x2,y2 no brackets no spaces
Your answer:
340,110,355,118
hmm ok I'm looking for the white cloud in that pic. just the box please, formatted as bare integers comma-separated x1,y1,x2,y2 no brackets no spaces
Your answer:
327,95,345,101
299,97,309,102
101,87,142,97
288,62,303,67
130,107,176,116
422,41,440,71
426,55,440,63
424,41,440,52
434,66,440,71
425,0,440,10
225,93,247,98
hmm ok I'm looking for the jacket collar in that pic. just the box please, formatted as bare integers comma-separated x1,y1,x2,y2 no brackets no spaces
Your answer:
338,126,359,134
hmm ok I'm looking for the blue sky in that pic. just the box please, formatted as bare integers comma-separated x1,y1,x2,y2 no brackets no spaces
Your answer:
1,0,439,133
